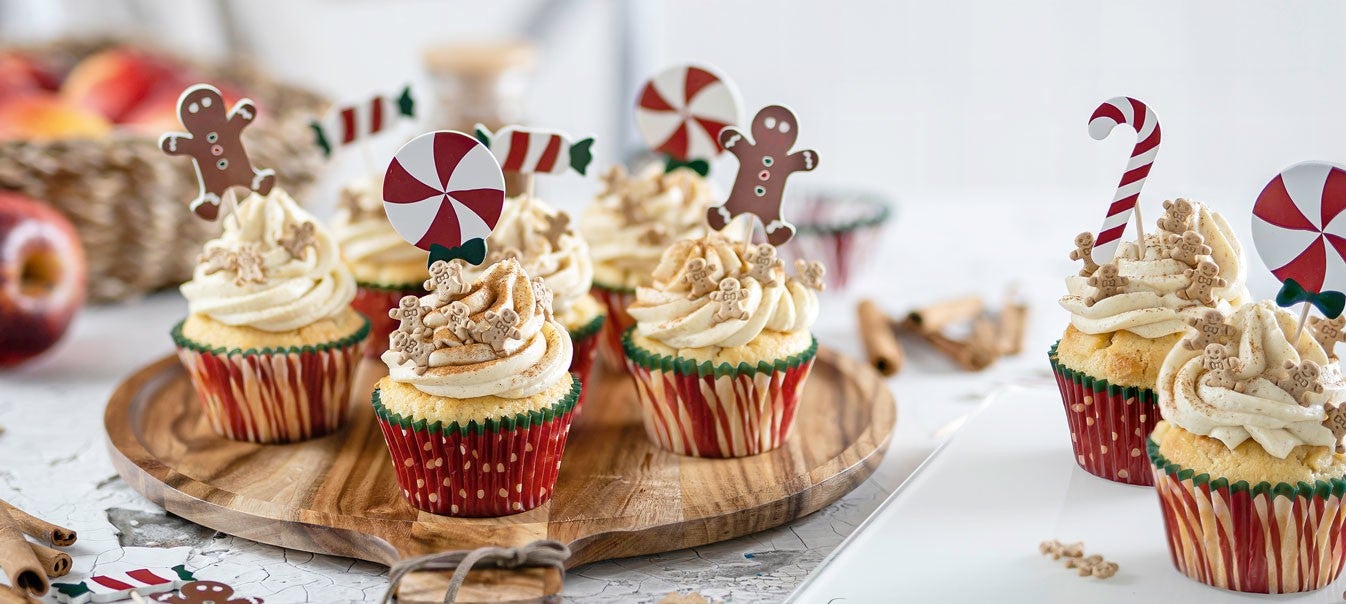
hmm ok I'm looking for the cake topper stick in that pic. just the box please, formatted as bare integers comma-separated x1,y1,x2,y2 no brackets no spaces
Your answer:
635,63,742,176
1088,96,1161,262
310,85,416,179
1252,161,1346,338
383,131,506,267
159,83,276,222
705,104,820,246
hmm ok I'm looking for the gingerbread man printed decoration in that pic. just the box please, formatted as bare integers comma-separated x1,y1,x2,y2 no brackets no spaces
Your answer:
160,84,276,221
1309,315,1346,358
1178,260,1227,305
1199,343,1243,390
1157,198,1194,233
1084,262,1128,306
706,105,819,245
153,580,263,604
709,277,750,322
1277,359,1324,405
1181,309,1237,351
1070,232,1099,277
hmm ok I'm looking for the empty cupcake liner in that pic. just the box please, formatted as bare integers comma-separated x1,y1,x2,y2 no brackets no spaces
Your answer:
1049,341,1160,486
1149,439,1346,593
567,312,605,412
171,318,369,444
775,188,891,290
591,283,636,370
373,376,580,517
622,328,816,458
352,282,425,359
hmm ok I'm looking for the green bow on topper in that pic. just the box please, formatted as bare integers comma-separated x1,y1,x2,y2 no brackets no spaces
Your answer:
429,238,487,267
664,157,710,177
1276,278,1346,319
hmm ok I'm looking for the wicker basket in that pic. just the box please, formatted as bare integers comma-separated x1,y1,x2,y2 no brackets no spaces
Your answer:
0,41,328,302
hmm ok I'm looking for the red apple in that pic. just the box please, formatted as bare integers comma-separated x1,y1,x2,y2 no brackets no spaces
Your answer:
61,48,181,123
0,52,59,100
0,93,112,141
0,191,86,367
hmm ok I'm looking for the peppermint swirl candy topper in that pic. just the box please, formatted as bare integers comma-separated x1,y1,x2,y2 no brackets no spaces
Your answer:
635,63,742,176
1252,161,1346,322
382,131,506,266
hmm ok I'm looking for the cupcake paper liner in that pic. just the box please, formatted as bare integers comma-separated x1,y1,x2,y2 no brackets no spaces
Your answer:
352,282,426,359
621,328,817,458
567,312,605,413
171,318,369,444
1149,439,1346,593
776,189,891,290
591,283,636,371
373,377,580,517
1049,341,1159,486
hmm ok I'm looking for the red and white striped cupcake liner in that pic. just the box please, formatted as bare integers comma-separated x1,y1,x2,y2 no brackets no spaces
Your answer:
1049,342,1159,486
352,282,425,359
591,283,636,371
621,328,816,458
373,377,580,517
567,313,605,413
171,318,369,444
1149,439,1346,593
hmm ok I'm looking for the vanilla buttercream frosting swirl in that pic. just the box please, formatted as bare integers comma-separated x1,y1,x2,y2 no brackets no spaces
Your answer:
181,189,356,332
628,236,819,349
463,196,593,316
382,259,572,399
331,177,427,269
1060,201,1249,338
1159,301,1342,459
581,164,714,287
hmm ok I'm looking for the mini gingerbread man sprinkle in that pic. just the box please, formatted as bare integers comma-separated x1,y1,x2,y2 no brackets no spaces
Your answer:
1157,198,1194,233
473,308,522,353
682,257,719,299
338,187,381,222
1200,343,1244,390
278,221,316,260
487,246,523,265
1277,359,1324,405
1323,403,1346,453
390,330,432,375
433,300,475,347
639,224,670,246
199,247,235,276
425,259,470,302
1309,315,1346,358
709,277,750,323
795,259,826,291
542,212,570,249
532,276,555,319
1162,230,1211,267
1178,260,1227,305
617,193,646,227
1182,309,1237,351
598,164,626,197
388,295,430,338
1084,262,1128,306
1038,540,1084,560
230,245,266,286
1069,232,1099,278
744,243,781,286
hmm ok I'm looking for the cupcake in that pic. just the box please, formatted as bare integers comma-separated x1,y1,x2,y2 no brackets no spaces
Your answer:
463,196,605,409
373,258,578,517
1051,199,1249,484
331,177,429,358
622,235,824,457
1150,300,1346,593
581,164,714,367
173,189,368,443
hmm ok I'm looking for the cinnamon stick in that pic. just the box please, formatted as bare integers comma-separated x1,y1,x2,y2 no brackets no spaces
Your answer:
902,319,997,371
0,585,32,604
997,290,1028,356
857,299,903,376
0,499,47,597
0,500,75,546
28,541,70,578
906,296,983,334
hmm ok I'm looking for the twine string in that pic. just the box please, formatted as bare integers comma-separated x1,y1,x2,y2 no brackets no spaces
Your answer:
379,540,570,604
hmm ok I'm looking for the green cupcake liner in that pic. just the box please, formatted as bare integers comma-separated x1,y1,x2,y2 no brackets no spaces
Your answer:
1047,340,1158,406
591,279,637,296
621,327,818,378
567,310,606,342
171,316,372,357
372,375,582,437
1148,437,1346,500
356,280,426,293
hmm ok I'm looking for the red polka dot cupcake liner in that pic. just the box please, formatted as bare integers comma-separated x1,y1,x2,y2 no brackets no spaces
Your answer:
372,376,580,517
352,282,426,359
1049,341,1160,486
1149,439,1346,593
171,318,369,444
567,312,605,413
591,283,635,371
622,327,816,458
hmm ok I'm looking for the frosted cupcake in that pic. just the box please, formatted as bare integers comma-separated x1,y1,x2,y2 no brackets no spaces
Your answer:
623,235,824,457
464,196,605,409
331,177,429,358
581,164,714,366
1150,300,1346,593
373,258,579,516
173,189,368,443
1051,199,1249,484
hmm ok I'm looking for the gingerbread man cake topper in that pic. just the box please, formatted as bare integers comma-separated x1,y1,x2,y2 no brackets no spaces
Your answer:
160,83,276,221
706,104,819,246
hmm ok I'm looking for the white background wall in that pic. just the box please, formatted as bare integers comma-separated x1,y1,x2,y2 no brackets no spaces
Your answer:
3,0,1345,295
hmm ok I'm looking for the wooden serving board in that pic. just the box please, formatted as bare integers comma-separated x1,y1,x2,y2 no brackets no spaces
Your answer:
104,349,895,602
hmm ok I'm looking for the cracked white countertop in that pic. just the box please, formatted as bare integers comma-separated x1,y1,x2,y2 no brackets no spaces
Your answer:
0,192,1113,603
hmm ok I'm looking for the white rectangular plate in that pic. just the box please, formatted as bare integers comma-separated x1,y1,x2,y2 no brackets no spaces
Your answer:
789,385,1346,603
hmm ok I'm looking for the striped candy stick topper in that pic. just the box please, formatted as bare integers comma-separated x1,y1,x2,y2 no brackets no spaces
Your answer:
1088,96,1161,263
310,85,416,158
474,124,594,176
53,565,194,603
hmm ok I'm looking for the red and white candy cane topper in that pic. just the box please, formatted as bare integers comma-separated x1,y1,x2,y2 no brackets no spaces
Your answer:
383,131,505,266
1088,96,1161,262
635,63,741,165
159,83,276,221
1252,161,1346,297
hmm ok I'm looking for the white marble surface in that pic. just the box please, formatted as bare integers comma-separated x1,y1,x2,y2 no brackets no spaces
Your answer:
0,191,1231,603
